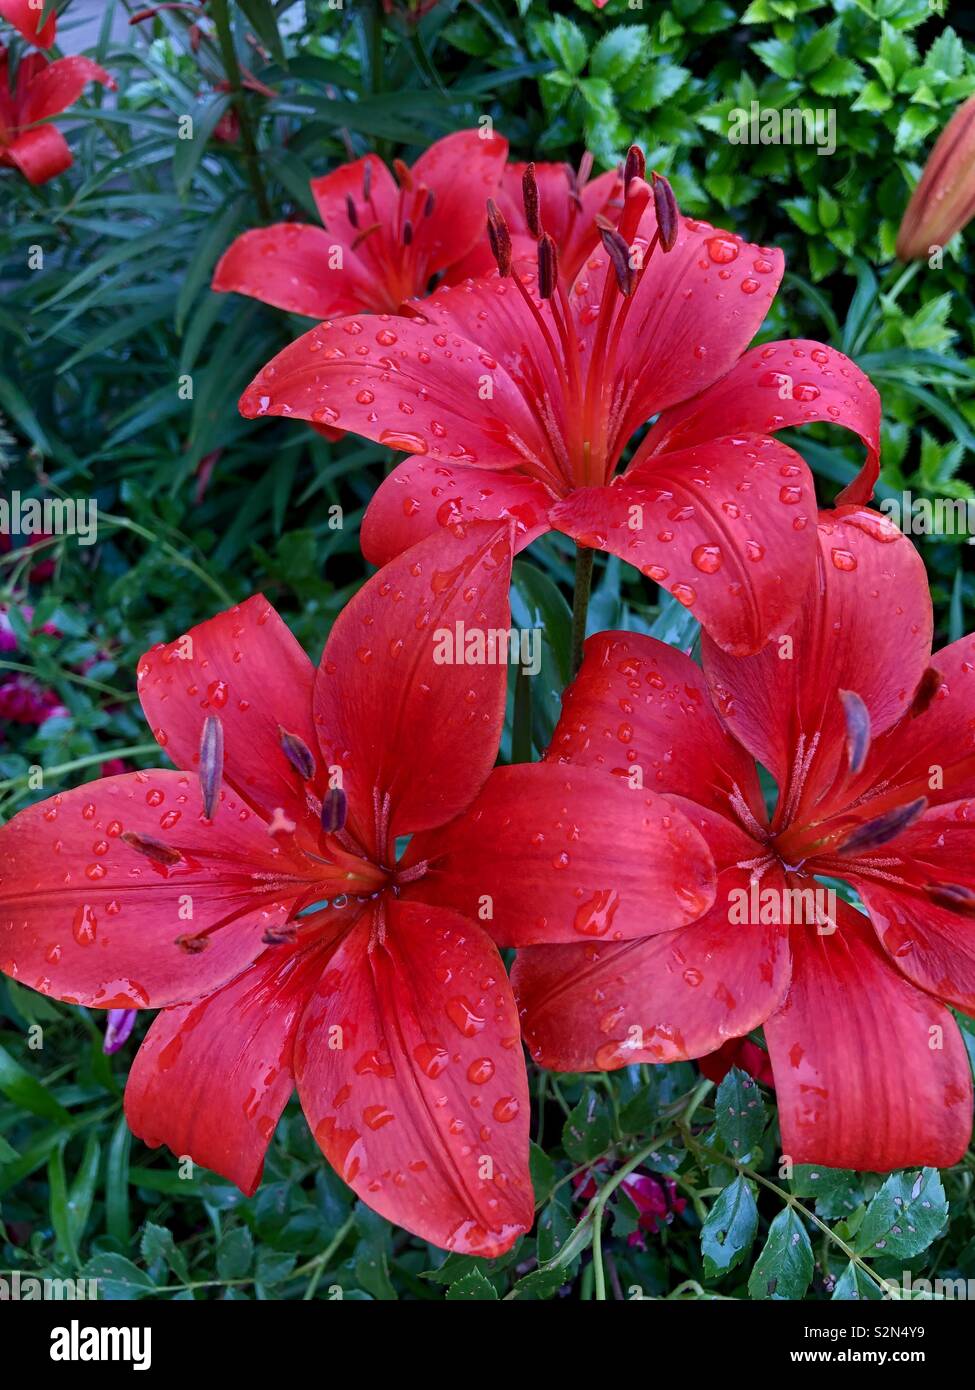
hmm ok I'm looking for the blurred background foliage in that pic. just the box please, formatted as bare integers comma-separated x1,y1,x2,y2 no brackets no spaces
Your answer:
2,0,975,1300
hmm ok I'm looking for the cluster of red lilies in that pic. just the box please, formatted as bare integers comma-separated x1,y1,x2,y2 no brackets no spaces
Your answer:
4,106,975,1257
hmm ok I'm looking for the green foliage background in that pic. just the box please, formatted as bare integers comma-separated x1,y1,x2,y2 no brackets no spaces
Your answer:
1,0,974,1300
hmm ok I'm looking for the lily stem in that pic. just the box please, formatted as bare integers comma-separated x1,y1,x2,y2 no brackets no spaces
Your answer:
210,0,272,223
570,544,595,678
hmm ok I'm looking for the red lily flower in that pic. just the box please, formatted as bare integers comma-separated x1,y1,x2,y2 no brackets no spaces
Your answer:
0,0,55,48
513,508,975,1171
212,128,509,319
240,158,880,656
0,522,715,1253
0,44,114,184
446,156,624,287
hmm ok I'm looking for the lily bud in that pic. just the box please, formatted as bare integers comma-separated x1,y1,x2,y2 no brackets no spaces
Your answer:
896,95,975,261
486,198,512,277
651,172,679,252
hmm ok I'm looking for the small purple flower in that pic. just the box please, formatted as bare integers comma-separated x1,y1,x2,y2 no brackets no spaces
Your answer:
103,1009,137,1055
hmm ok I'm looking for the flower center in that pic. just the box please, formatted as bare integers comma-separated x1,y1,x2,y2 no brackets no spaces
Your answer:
342,156,438,311
482,149,678,494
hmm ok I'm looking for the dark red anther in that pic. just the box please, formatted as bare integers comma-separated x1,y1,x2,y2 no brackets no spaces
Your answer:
927,882,975,915
595,214,634,296
910,666,943,717
837,797,927,855
486,198,512,277
199,714,224,820
537,233,558,299
176,933,210,954
279,726,316,781
322,787,348,833
624,144,646,193
522,162,542,238
121,831,182,867
345,195,359,229
403,218,414,246
424,188,435,218
263,922,299,945
839,689,871,775
362,160,372,200
651,172,679,252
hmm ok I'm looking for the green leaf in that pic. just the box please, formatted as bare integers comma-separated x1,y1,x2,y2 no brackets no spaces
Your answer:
0,1044,71,1123
536,15,588,75
701,1176,759,1277
798,19,840,74
811,56,863,96
590,25,649,86
854,1169,948,1260
832,1262,886,1300
237,0,287,67
748,1208,814,1300
562,1089,612,1164
715,1067,767,1162
142,1221,191,1283
81,1253,155,1300
217,1225,255,1280
445,1269,499,1300
790,1166,864,1221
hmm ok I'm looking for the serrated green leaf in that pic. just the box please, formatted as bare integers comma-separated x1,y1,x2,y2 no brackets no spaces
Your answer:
701,1176,759,1277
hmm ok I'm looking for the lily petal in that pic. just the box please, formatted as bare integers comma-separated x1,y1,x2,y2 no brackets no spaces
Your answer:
125,940,330,1195
0,771,306,1008
0,0,56,47
314,521,513,851
764,904,972,1170
137,594,321,833
18,54,113,124
360,456,552,567
642,340,881,507
402,762,716,946
513,861,791,1070
294,900,533,1257
3,122,70,183
546,630,764,819
703,508,932,819
552,436,819,656
212,224,364,318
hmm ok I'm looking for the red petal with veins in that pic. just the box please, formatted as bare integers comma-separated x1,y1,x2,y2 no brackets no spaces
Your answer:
294,900,533,1257
407,128,508,277
360,456,553,566
764,904,971,1170
552,436,819,657
137,594,321,834
0,772,307,1008
599,208,785,447
125,939,331,1195
860,632,975,808
3,122,70,182
314,521,513,852
239,311,546,471
642,340,881,506
212,224,365,318
402,762,716,947
513,860,790,1070
848,799,975,1014
18,55,113,123
0,0,56,47
703,508,932,818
